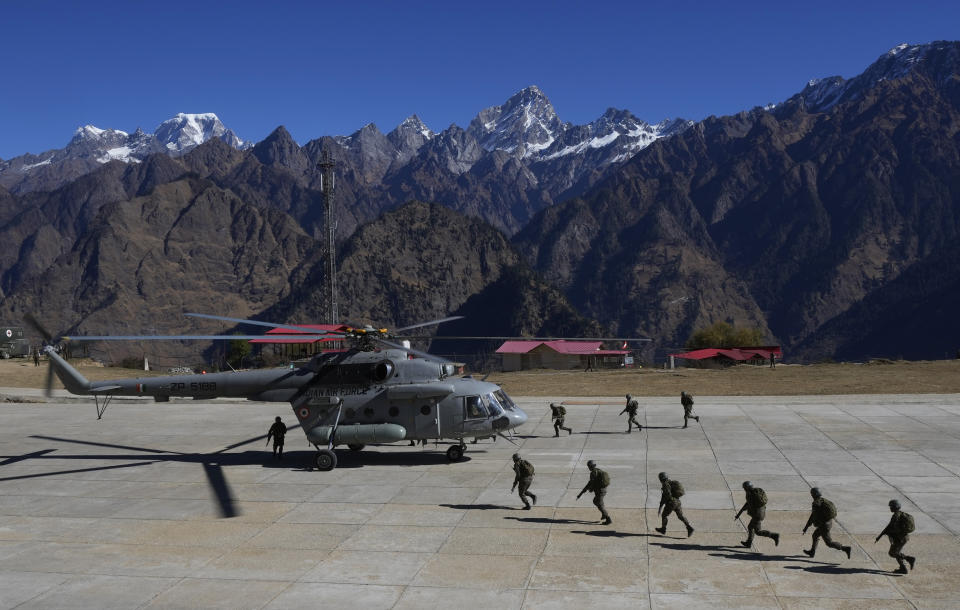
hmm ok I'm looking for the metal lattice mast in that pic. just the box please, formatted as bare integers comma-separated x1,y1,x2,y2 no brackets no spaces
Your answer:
318,150,338,324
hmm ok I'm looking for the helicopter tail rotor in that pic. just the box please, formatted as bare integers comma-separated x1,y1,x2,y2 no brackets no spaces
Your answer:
24,314,58,398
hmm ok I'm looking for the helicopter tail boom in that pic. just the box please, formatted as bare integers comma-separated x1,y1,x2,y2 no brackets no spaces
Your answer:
43,346,91,395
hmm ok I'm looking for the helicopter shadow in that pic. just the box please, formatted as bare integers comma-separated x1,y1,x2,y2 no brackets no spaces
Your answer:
334,450,469,468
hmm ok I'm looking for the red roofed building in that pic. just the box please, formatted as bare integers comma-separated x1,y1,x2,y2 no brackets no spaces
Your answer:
496,340,631,371
668,346,783,368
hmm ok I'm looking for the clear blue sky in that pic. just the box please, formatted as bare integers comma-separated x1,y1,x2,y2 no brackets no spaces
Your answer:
2,0,957,159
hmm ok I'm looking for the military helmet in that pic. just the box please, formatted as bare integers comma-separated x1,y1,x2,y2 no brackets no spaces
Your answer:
658,471,668,481
512,453,520,461
810,487,822,499
743,481,753,490
889,499,901,510
626,394,632,399
587,460,596,468
550,402,556,407
275,416,281,422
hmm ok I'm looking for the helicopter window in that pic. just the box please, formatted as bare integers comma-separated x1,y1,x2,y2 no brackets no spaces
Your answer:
389,406,399,417
464,396,487,419
494,390,517,411
483,394,504,416
364,407,375,418
420,405,431,416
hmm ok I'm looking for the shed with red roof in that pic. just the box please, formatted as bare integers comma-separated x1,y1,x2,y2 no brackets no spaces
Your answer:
496,340,631,371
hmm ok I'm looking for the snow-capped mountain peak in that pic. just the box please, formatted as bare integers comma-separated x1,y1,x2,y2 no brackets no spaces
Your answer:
468,85,565,158
154,112,244,154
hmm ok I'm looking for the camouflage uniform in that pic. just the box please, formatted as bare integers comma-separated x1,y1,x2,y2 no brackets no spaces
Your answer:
736,481,779,547
266,417,287,459
803,488,851,559
620,394,642,433
578,460,612,524
876,500,916,573
511,454,538,509
550,403,572,436
680,391,700,428
656,472,694,537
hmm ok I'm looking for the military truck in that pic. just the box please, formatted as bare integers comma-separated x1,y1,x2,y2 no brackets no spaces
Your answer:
0,326,31,359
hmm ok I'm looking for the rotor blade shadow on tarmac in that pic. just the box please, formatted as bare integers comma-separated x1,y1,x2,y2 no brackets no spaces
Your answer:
0,461,159,482
571,529,649,538
30,435,185,455
0,448,56,466
203,462,238,518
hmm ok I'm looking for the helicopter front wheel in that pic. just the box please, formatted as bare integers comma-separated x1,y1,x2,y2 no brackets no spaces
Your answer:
446,444,464,461
315,449,338,471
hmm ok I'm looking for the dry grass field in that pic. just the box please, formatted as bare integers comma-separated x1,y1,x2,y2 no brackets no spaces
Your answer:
3,356,960,396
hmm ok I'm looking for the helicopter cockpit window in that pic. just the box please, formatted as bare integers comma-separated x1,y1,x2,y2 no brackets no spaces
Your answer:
483,393,504,416
464,395,486,419
493,390,517,411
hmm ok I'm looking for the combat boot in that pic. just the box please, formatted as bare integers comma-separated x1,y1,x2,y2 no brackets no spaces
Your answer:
530,494,537,506
803,549,815,557
655,526,666,534
695,416,700,422
602,516,612,525
907,556,916,570
686,524,695,537
772,533,780,546
843,545,851,559
740,540,751,548
894,566,908,574
522,503,531,510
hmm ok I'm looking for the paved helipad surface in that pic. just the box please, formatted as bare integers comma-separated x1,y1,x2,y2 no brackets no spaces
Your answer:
1,391,959,609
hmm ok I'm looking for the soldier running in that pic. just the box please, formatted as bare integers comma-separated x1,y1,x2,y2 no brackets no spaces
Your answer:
511,453,538,510
802,487,851,559
875,499,916,574
657,471,694,537
550,402,572,436
620,394,642,433
680,391,700,428
577,460,612,524
735,481,780,548
265,416,287,460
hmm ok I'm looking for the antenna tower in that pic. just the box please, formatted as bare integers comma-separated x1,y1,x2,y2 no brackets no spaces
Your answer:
318,150,338,324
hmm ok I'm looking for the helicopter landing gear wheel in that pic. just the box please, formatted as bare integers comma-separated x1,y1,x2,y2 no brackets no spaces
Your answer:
315,449,337,471
446,444,465,461
347,444,365,452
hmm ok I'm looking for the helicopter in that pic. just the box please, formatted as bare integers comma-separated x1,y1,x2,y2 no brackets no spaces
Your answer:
37,313,529,471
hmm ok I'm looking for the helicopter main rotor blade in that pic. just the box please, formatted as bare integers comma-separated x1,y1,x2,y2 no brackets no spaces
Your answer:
184,313,346,336
24,313,54,343
376,338,453,364
393,316,464,333
61,334,334,342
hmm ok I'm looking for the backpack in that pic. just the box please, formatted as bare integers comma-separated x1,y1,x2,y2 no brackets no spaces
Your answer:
815,498,837,522
553,405,566,417
750,488,767,507
670,480,685,498
518,460,535,477
597,469,611,488
899,512,915,534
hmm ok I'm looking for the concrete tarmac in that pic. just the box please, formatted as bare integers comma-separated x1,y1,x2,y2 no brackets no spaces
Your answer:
1,390,959,608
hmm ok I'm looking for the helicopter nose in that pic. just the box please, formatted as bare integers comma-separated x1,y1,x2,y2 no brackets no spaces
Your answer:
511,407,528,428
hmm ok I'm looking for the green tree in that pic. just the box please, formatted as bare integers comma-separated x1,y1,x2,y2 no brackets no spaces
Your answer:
686,322,766,349
227,336,252,368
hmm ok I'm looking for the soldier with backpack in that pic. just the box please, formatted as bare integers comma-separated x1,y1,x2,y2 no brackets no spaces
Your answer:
802,487,851,559
735,481,780,548
620,394,642,433
511,453,538,510
680,391,700,428
656,472,694,537
875,499,916,574
550,402,572,436
577,460,612,524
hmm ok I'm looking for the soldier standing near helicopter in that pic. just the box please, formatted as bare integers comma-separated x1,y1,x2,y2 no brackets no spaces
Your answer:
266,416,287,460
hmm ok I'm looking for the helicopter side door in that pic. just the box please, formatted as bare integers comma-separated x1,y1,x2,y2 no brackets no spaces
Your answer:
413,398,439,439
460,395,488,438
